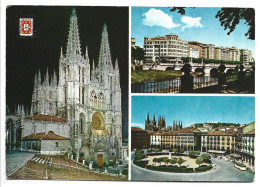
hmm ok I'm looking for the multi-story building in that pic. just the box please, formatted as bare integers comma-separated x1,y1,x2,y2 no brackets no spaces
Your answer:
188,42,202,58
143,34,188,64
206,44,215,59
221,48,230,61
214,47,222,60
131,127,150,150
236,122,255,166
150,128,200,151
201,129,237,153
241,49,254,63
131,38,136,48
228,46,240,61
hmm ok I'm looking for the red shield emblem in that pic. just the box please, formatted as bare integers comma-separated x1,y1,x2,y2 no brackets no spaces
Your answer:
20,18,33,36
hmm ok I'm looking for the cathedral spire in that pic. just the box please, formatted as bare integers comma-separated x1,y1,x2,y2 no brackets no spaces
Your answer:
34,71,38,88
38,70,41,85
53,70,57,86
60,46,64,60
98,23,113,71
66,8,82,58
44,68,49,86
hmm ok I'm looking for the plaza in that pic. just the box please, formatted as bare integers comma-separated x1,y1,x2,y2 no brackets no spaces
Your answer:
131,152,254,182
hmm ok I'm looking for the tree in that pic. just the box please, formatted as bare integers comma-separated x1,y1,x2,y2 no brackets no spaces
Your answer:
135,149,145,161
177,157,185,167
164,158,170,166
201,153,211,162
196,157,204,166
131,47,144,61
153,158,158,166
170,158,177,165
170,7,255,40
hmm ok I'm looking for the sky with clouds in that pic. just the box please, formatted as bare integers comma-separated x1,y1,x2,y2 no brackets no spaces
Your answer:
131,96,255,129
132,7,255,57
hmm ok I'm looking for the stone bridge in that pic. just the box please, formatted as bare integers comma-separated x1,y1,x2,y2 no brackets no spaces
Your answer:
143,62,252,76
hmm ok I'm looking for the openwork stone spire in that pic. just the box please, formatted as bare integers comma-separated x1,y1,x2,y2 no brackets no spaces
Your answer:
66,8,82,58
98,24,113,71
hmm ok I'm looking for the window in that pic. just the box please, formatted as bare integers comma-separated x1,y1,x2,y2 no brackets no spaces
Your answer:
56,142,58,147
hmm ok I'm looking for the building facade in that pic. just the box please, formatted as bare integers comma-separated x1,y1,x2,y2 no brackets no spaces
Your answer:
6,8,123,164
131,127,150,150
201,129,237,153
144,34,188,64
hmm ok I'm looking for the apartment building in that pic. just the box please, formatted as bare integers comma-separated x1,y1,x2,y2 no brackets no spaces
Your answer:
228,47,240,61
143,34,188,63
131,127,150,150
188,42,202,58
150,128,200,151
206,44,215,59
241,49,254,63
201,129,237,153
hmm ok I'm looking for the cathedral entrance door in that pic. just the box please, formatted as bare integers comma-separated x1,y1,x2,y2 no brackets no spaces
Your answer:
97,154,103,168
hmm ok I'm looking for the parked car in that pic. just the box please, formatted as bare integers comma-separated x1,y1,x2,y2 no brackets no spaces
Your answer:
234,162,247,171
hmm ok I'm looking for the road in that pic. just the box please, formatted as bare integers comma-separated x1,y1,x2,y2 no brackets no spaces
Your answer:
131,153,254,182
6,151,36,177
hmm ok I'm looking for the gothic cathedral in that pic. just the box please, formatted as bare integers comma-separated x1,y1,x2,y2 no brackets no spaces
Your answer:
30,8,122,162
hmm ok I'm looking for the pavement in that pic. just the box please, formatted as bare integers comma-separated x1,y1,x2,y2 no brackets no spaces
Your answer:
6,150,36,177
131,153,254,182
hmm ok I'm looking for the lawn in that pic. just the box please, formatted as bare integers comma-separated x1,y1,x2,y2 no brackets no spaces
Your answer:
131,70,182,84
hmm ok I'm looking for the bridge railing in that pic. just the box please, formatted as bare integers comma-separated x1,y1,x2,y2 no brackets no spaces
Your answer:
131,73,250,93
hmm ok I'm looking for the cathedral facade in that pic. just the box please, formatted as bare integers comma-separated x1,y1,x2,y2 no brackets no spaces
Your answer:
8,8,123,164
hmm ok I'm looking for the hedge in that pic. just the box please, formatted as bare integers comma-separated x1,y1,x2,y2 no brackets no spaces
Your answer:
195,164,213,172
146,165,193,173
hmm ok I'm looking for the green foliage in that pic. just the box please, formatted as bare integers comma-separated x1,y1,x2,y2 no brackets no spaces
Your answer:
177,157,185,166
92,161,97,168
131,47,144,61
146,165,193,173
122,169,128,176
170,158,177,165
163,158,170,165
131,70,181,84
135,149,145,161
189,150,200,156
148,148,162,153
216,8,255,40
133,158,146,168
196,157,204,166
171,7,255,40
181,57,242,65
173,148,180,153
179,148,184,153
201,153,211,162
195,165,213,172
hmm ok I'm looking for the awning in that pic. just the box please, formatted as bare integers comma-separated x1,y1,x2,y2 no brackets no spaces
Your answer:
230,154,242,159
207,150,225,154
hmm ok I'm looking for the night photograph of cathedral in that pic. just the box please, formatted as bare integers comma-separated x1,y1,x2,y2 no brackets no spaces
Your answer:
5,6,129,180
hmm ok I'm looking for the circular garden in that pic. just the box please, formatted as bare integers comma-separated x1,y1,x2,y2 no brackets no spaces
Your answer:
133,149,215,173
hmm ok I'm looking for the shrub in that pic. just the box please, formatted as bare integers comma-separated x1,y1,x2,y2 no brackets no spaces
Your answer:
146,165,193,173
122,169,128,175
195,164,213,172
201,153,211,162
196,157,203,166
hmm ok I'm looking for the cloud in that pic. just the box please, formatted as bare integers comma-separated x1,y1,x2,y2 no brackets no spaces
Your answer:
181,16,203,31
142,8,180,29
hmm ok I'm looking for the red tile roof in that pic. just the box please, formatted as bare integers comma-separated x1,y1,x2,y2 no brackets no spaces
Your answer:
26,114,66,122
176,128,194,134
22,131,70,141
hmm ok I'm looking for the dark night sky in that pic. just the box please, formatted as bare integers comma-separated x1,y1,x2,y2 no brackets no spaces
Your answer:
6,6,129,139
